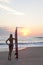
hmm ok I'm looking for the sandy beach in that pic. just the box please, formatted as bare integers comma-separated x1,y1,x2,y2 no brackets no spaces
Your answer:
0,47,43,65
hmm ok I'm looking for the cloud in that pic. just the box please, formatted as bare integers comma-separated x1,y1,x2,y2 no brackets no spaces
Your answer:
0,0,24,15
0,0,9,3
0,27,10,36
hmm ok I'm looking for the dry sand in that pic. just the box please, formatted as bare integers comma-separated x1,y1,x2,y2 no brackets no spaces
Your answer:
0,47,43,65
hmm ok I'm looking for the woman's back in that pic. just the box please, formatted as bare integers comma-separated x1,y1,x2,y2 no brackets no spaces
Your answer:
9,37,14,44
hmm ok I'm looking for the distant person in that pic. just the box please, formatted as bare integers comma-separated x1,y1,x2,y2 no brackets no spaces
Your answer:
6,34,15,60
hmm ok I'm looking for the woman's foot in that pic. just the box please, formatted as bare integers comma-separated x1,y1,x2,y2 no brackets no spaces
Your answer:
8,56,11,61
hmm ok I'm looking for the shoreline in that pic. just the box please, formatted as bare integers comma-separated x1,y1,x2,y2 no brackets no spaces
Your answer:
0,46,43,52
0,47,43,65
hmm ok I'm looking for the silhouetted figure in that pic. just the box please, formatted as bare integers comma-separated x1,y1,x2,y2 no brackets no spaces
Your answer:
6,34,15,60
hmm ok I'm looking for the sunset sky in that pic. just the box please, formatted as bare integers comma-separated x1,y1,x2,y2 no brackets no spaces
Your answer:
0,0,43,36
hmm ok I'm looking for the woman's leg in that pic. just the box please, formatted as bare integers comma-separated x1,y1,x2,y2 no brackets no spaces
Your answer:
8,46,13,60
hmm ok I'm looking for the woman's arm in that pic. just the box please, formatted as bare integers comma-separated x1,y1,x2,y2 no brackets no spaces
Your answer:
6,39,9,45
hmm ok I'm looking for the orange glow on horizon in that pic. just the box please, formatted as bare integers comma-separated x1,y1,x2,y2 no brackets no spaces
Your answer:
1,26,43,36
18,28,31,36
6,27,32,36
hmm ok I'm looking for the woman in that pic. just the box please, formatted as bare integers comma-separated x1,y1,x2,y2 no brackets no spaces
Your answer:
6,34,15,60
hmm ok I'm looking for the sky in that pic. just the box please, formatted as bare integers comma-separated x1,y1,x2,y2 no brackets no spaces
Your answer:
0,0,43,36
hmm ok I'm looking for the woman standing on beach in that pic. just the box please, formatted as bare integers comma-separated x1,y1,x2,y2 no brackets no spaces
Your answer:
6,34,15,60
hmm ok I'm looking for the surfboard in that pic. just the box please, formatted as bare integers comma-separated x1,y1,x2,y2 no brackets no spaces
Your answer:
15,27,18,59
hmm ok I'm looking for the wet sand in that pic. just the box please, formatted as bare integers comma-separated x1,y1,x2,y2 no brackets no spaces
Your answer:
0,47,43,65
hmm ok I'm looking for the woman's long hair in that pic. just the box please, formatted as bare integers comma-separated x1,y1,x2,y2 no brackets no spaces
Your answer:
9,34,13,38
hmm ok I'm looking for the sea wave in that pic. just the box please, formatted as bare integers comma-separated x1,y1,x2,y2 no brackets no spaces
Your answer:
0,42,43,45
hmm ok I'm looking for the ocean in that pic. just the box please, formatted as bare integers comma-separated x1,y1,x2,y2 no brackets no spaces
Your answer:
0,36,43,51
